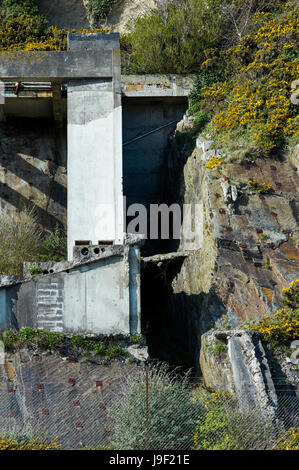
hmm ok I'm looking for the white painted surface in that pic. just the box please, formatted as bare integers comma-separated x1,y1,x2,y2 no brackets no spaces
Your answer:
67,83,124,260
64,257,130,335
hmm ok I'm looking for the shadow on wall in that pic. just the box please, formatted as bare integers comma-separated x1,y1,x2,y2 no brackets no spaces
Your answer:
141,258,225,374
0,118,67,232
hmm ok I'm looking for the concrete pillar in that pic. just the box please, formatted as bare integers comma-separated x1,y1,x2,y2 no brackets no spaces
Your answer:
67,34,124,260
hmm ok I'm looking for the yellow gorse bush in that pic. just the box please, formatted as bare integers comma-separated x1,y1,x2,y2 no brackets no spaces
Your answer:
0,15,108,52
249,280,299,346
205,156,222,170
250,307,299,340
0,436,61,450
273,427,299,450
282,279,299,309
248,178,272,193
200,3,299,155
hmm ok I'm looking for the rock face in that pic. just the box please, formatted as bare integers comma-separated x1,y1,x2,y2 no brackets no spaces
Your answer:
107,0,157,33
166,121,299,371
0,351,141,449
200,330,234,395
36,0,157,32
36,0,90,29
200,329,278,418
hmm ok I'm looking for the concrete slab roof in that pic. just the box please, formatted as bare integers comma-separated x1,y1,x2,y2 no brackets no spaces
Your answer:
0,50,113,81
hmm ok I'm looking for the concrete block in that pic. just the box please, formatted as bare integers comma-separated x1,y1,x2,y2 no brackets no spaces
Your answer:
0,51,113,81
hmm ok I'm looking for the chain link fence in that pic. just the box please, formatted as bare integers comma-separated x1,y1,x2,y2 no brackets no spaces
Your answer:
0,366,298,450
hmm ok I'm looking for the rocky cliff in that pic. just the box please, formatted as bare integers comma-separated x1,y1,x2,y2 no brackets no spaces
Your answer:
36,0,157,32
166,117,299,372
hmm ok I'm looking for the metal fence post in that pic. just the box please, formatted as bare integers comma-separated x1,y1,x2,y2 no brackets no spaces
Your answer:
145,366,149,450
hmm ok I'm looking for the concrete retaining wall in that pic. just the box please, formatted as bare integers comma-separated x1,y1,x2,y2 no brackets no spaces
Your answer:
0,247,141,336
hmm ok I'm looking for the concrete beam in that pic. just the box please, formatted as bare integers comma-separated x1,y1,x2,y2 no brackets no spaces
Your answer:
122,74,194,98
1,75,194,98
0,50,113,81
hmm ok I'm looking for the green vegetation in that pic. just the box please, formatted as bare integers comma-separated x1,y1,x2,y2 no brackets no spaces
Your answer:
188,1,299,157
0,327,134,361
0,0,107,52
1,1,297,158
123,0,298,157
0,435,61,450
27,266,42,276
108,364,197,450
86,0,118,26
248,179,272,194
209,342,227,356
248,280,299,348
273,428,299,450
0,208,43,275
121,0,223,74
37,224,67,263
192,391,274,450
264,261,272,270
129,334,142,345
0,209,67,275
0,0,40,20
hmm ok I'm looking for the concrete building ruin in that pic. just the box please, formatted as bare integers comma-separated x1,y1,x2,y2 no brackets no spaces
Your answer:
0,34,191,335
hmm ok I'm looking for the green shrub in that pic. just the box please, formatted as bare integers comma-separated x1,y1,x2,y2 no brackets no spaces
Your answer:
1,328,129,359
107,364,197,450
19,327,36,345
2,329,18,349
0,427,61,450
0,0,40,20
129,334,141,345
38,224,67,262
86,0,118,26
209,342,227,356
0,13,107,52
194,110,210,131
28,266,42,276
282,279,299,310
123,0,223,74
0,209,67,275
0,208,43,275
38,330,64,350
105,344,127,359
193,393,275,450
195,2,299,156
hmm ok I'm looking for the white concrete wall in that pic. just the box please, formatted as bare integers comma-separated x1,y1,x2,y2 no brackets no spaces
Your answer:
64,257,130,335
67,34,124,261
67,80,116,256
0,248,141,336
